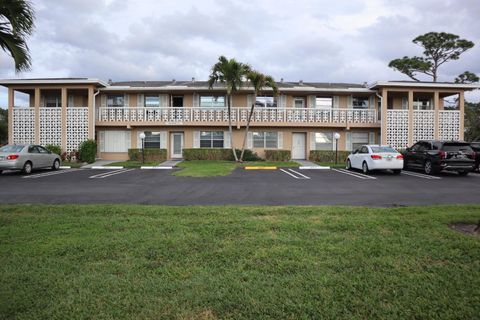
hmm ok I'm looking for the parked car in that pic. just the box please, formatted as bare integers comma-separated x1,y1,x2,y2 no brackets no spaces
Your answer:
403,140,475,176
347,145,404,174
470,142,480,172
0,144,61,174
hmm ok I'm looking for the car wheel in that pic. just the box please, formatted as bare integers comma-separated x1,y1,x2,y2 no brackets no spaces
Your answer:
52,159,60,170
22,161,32,175
424,160,434,175
458,171,469,176
362,161,369,174
392,169,401,175
346,159,352,170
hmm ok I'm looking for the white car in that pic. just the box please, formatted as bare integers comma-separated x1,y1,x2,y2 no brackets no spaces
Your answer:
347,145,403,174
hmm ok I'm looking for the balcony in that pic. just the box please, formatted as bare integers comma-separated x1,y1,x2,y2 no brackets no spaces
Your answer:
96,107,379,127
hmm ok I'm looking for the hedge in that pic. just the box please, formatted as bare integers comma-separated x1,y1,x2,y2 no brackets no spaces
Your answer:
128,149,167,162
264,150,291,161
182,148,262,161
309,150,351,163
45,144,62,155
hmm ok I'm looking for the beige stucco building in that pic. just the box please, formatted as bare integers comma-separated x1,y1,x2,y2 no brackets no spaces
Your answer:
1,78,478,160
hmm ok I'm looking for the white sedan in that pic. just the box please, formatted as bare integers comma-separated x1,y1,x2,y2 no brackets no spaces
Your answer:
347,145,403,174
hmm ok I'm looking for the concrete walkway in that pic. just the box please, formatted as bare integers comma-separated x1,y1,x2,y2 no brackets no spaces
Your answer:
156,159,183,167
81,160,117,168
295,159,330,169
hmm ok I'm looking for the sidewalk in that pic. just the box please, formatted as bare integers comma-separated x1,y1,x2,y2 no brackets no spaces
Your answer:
81,160,117,169
156,160,183,167
295,159,330,169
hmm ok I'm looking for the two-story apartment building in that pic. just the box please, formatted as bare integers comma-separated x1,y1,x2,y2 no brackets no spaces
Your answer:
1,78,478,160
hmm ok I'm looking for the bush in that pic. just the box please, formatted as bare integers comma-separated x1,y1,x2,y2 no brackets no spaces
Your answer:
45,144,62,155
232,149,262,162
309,150,351,163
78,139,97,164
128,149,167,162
264,150,291,161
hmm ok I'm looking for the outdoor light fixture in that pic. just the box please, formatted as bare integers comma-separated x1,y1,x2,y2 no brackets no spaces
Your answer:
139,132,146,164
333,132,340,164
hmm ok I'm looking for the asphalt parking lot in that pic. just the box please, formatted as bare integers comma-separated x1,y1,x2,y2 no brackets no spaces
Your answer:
1,167,479,206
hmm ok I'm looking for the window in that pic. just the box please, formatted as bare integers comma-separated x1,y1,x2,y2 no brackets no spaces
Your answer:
351,132,369,151
413,98,432,110
200,131,224,148
359,146,369,154
144,95,160,107
316,97,333,109
0,145,24,152
370,146,397,153
294,98,305,108
314,132,334,150
253,132,278,148
200,96,225,108
103,131,130,152
45,95,61,108
107,94,124,107
256,96,277,108
144,131,161,148
352,97,369,109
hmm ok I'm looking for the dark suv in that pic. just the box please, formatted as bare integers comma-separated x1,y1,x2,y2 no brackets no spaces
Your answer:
470,142,480,172
403,140,476,176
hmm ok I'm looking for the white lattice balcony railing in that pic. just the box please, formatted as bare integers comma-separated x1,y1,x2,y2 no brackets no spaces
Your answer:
96,107,378,125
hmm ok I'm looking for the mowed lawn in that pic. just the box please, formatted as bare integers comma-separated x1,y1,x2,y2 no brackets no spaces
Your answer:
0,205,479,319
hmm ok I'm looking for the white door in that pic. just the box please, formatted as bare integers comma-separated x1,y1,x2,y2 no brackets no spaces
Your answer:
171,133,184,158
292,133,306,160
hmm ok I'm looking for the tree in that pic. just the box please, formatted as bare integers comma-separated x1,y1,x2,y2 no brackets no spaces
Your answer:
0,0,35,73
464,102,480,142
208,56,251,161
455,71,479,84
388,32,475,82
239,71,277,162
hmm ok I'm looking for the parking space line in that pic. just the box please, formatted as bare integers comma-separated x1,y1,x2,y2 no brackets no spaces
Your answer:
332,168,377,180
288,169,311,179
23,169,79,179
401,171,441,180
89,168,135,179
280,168,310,179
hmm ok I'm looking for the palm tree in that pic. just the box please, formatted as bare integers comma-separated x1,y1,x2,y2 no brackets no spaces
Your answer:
239,71,277,161
208,56,251,161
0,0,35,73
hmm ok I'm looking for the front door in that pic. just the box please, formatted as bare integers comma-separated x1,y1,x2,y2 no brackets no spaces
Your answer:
292,133,306,160
171,132,184,159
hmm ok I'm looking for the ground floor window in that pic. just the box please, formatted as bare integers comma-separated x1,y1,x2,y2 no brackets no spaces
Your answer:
351,132,369,151
314,132,334,150
253,131,278,148
144,131,162,148
103,131,130,152
200,131,224,148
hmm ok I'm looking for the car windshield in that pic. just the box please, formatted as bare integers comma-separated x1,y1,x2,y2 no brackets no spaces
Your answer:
0,145,24,152
443,143,473,152
370,146,397,153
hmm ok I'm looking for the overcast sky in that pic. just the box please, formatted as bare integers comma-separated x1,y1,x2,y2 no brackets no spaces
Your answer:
1,0,479,106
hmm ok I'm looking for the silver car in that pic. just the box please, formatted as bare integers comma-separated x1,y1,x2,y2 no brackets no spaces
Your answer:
0,144,61,174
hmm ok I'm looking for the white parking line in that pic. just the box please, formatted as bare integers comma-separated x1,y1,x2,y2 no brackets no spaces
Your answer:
332,168,377,180
89,168,135,179
401,171,441,180
280,168,311,179
23,169,78,179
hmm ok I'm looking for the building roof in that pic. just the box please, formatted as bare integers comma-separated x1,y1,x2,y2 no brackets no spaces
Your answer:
369,80,480,90
0,78,109,87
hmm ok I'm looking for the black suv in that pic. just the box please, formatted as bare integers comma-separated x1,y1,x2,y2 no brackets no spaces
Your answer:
470,142,480,172
403,140,476,176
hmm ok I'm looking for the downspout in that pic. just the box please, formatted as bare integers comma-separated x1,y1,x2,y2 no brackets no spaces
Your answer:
375,90,383,145
93,89,100,158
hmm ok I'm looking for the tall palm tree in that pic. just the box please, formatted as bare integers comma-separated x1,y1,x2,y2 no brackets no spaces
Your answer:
239,71,277,161
208,56,251,161
0,0,35,73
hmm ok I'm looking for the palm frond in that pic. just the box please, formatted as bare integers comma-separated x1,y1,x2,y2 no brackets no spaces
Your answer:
0,24,30,72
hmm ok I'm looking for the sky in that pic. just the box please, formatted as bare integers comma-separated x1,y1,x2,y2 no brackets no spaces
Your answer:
1,0,479,106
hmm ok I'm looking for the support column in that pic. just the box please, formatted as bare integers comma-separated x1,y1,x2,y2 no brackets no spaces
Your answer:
34,88,40,144
380,89,388,144
7,88,14,144
408,91,414,145
61,88,67,151
459,91,465,141
88,86,95,140
433,91,439,139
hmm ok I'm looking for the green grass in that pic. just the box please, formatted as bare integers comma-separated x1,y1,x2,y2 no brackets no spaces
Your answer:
0,205,479,319
108,161,160,168
61,161,84,168
174,160,300,177
317,161,347,168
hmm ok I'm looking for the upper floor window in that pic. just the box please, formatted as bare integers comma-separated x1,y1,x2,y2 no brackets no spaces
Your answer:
293,97,305,108
315,97,333,109
200,95,225,108
107,94,124,108
200,131,224,148
413,98,432,110
352,97,369,109
45,95,61,108
253,131,278,148
256,96,277,108
145,95,160,107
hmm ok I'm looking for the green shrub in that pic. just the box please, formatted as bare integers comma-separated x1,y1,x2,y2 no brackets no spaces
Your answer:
232,149,262,161
78,139,97,164
264,150,291,161
45,144,62,155
128,149,167,162
309,150,350,163
182,148,232,160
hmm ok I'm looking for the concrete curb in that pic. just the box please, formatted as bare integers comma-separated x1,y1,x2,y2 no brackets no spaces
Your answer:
59,166,71,169
140,166,173,170
91,166,124,169
299,166,330,170
244,166,277,170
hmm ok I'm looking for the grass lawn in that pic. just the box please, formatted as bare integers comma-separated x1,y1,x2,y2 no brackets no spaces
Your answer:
0,205,479,319
108,160,160,168
174,160,300,177
317,161,347,168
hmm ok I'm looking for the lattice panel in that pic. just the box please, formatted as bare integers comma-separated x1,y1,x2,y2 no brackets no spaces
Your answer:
413,110,435,143
12,108,35,144
66,107,89,152
40,108,62,146
438,111,460,141
386,110,409,149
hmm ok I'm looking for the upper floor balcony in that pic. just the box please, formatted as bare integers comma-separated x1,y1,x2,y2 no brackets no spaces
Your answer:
95,106,379,127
